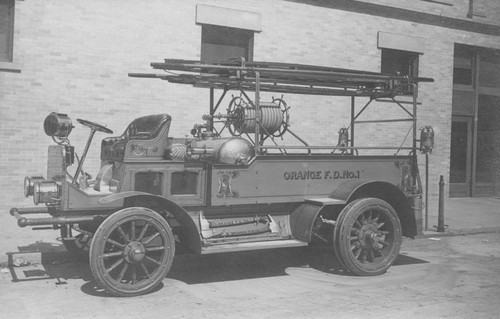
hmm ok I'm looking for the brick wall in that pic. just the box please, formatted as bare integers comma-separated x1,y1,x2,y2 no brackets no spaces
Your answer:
1,0,500,214
356,0,500,27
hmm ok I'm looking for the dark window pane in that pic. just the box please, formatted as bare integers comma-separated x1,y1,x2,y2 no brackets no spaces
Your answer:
381,48,418,95
201,25,254,62
453,67,473,85
450,121,469,183
171,171,198,195
135,172,163,195
477,47,500,64
454,44,474,59
479,59,500,89
0,0,15,62
476,95,500,183
452,90,474,116
453,44,474,87
381,49,417,77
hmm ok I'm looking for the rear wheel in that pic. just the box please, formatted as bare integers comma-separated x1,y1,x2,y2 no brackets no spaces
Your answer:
333,198,402,276
89,207,175,297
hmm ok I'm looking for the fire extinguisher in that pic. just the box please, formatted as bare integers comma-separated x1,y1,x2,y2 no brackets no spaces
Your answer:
420,126,434,154
337,127,349,148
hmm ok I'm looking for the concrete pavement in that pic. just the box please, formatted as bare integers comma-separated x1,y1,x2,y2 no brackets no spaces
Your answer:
422,197,500,237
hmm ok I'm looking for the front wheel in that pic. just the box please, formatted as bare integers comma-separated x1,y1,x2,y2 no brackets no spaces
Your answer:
333,198,402,276
89,207,175,297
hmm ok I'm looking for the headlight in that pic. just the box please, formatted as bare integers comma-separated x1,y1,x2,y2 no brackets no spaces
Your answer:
24,176,44,197
33,180,60,205
44,112,73,139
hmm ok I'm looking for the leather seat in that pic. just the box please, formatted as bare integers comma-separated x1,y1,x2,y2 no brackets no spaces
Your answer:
101,114,171,161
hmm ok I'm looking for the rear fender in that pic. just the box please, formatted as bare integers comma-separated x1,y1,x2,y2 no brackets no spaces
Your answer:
330,180,417,238
99,191,201,253
290,198,345,242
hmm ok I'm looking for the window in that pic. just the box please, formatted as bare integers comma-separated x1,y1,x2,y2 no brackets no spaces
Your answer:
196,5,260,63
171,171,198,195
381,49,419,94
453,44,474,86
0,0,15,62
453,67,473,85
135,172,163,195
381,49,419,77
201,25,254,63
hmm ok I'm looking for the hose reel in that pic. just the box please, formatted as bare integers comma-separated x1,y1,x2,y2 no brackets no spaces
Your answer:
226,97,290,138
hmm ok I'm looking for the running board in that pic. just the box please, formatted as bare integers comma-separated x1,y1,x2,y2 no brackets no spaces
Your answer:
201,239,308,254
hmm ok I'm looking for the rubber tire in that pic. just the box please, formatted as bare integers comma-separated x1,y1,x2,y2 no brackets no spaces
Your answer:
89,207,175,297
333,198,402,276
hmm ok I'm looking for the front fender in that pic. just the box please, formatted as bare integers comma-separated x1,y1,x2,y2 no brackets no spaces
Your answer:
99,191,202,253
98,191,151,205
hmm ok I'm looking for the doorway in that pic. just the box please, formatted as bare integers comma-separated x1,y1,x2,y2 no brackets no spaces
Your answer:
450,44,500,197
449,116,473,197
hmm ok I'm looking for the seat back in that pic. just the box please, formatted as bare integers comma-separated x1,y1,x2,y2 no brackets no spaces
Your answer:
101,114,171,161
125,114,171,140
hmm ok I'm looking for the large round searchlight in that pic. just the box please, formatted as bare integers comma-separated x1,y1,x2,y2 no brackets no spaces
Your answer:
44,112,73,138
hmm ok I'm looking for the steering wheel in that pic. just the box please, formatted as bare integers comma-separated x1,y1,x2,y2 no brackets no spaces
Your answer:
77,119,113,134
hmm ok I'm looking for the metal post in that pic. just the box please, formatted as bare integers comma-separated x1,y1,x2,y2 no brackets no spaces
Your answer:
350,96,355,155
73,129,96,184
425,153,429,230
412,83,419,193
437,175,445,232
255,71,261,155
209,87,214,131
467,0,473,18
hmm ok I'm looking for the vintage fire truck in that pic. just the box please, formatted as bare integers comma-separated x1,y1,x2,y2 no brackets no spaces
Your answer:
10,58,433,297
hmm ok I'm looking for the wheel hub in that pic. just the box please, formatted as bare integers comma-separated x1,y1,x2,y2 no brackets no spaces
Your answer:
358,224,380,248
123,241,146,263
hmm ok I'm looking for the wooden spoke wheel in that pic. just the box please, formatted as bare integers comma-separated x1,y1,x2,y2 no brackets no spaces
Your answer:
226,96,245,136
89,207,175,297
270,97,290,138
60,224,91,255
333,198,402,276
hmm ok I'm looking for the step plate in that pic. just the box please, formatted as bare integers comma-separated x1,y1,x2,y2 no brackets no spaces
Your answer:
201,239,308,254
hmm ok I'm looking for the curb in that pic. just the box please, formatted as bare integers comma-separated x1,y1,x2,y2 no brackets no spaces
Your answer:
416,226,500,238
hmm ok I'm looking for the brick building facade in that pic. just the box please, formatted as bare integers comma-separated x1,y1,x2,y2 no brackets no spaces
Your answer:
1,0,500,217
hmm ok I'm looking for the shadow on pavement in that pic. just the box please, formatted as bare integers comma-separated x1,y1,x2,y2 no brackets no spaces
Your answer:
80,281,164,298
393,253,429,266
6,241,93,283
167,246,429,284
5,241,429,296
168,246,315,284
